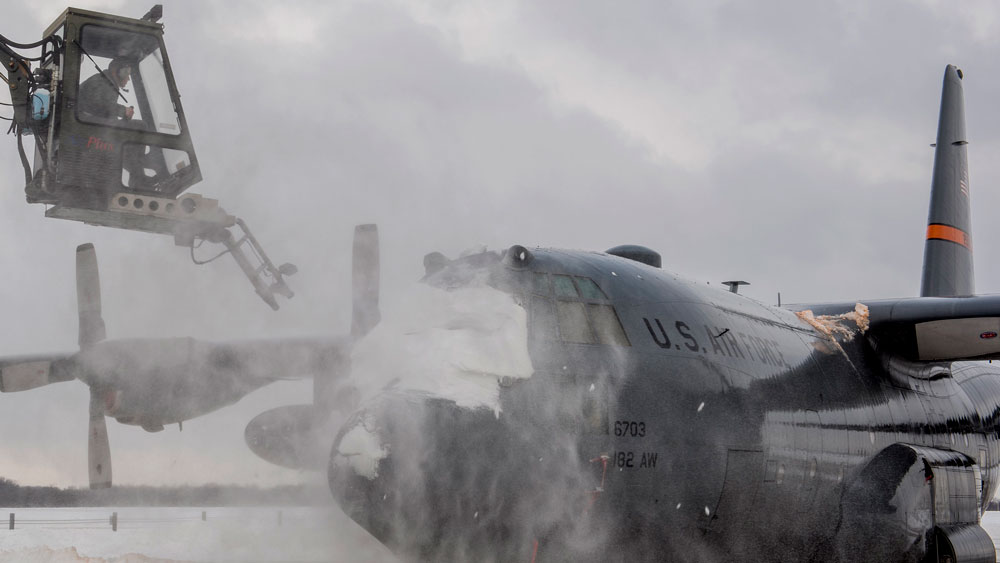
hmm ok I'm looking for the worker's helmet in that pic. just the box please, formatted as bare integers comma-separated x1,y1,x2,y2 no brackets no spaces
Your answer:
109,57,132,76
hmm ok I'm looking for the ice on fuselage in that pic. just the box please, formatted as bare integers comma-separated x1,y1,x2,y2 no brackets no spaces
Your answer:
795,302,870,340
336,419,389,480
350,281,533,414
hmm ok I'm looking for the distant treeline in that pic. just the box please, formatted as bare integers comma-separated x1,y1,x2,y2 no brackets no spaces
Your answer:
0,478,328,507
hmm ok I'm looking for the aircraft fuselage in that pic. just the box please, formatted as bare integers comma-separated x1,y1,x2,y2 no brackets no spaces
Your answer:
328,247,1000,562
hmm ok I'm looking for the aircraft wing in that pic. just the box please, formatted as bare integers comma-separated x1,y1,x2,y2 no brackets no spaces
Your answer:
789,295,1000,361
69,336,350,427
73,337,348,384
0,336,347,396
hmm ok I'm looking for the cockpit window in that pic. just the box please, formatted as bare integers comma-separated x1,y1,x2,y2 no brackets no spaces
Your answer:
588,304,631,346
575,277,607,300
530,295,558,338
556,302,597,344
76,25,181,135
136,48,181,135
521,272,628,346
531,272,550,295
552,275,579,299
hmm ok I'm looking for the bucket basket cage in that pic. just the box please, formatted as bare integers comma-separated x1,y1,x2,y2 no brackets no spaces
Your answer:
0,6,296,311
22,6,201,210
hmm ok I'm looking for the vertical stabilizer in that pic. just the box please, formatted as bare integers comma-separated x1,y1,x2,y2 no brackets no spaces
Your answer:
921,65,974,297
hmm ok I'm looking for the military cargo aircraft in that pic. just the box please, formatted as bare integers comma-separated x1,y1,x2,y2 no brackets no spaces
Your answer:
238,64,1000,562
310,65,1000,563
0,241,341,489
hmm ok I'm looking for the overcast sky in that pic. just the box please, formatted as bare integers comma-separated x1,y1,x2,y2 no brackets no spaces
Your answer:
1,0,1000,488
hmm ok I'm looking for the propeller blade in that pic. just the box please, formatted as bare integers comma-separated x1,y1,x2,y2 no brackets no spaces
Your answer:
351,224,381,339
0,355,74,392
76,244,106,349
88,387,112,489
0,359,52,392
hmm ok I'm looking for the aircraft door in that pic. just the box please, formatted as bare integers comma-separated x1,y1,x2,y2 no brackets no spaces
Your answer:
705,449,763,536
578,377,611,504
515,373,612,507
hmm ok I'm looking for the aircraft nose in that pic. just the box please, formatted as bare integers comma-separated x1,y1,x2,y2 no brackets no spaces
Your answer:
327,394,423,525
326,392,610,559
327,394,505,553
327,408,390,510
327,393,485,507
326,393,521,540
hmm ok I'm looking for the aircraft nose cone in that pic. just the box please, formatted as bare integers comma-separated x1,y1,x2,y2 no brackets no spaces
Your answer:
326,394,508,547
326,393,601,559
327,395,417,525
332,417,388,480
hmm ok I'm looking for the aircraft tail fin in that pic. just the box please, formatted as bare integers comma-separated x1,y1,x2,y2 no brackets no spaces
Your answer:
921,65,974,297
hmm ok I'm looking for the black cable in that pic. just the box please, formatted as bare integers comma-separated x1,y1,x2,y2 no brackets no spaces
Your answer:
0,52,44,62
0,115,11,121
190,241,232,265
16,128,31,185
0,32,57,50
0,41,45,63
34,132,48,171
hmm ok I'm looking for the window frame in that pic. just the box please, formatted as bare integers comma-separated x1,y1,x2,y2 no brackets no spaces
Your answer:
523,271,630,347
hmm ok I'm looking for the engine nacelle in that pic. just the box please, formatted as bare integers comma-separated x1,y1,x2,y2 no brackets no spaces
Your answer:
245,404,326,470
837,443,993,563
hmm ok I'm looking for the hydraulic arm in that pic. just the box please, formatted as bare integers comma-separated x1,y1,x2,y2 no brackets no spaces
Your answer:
1,43,33,129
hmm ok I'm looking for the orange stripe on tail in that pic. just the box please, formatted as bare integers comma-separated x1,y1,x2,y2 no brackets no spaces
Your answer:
927,224,972,250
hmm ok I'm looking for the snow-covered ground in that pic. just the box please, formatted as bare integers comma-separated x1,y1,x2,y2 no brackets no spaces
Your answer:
0,506,397,562
3,508,1000,562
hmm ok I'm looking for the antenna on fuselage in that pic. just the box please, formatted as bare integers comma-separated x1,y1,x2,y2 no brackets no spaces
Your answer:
722,280,749,294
